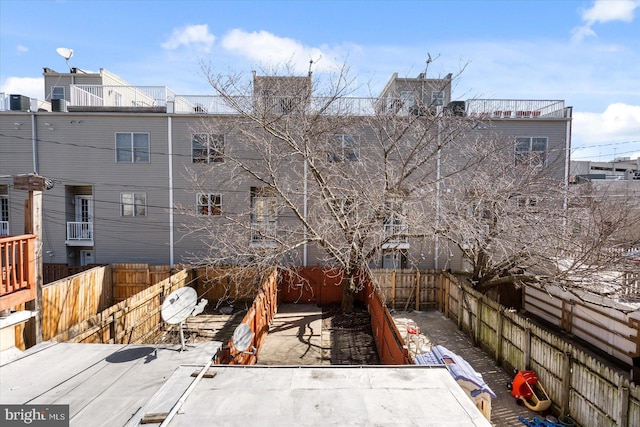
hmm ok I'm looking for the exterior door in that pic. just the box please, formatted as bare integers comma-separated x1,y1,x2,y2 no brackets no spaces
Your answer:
75,196,93,239
80,250,94,266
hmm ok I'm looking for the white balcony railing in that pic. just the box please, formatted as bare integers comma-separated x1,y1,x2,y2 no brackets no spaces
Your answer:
0,221,8,236
66,222,93,242
382,223,409,248
70,85,177,108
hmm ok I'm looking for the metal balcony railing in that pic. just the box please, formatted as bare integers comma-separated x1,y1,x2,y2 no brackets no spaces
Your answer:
465,99,566,119
70,85,177,108
1,234,36,311
382,223,409,248
0,221,8,236
66,222,93,243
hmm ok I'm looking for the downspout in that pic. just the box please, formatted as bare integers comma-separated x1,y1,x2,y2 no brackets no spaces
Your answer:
303,159,308,266
31,113,39,173
563,107,573,225
167,115,174,268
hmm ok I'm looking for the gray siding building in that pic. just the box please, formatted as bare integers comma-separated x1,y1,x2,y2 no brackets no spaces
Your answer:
0,66,572,270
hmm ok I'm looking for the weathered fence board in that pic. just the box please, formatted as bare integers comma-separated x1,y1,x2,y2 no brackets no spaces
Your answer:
369,270,640,426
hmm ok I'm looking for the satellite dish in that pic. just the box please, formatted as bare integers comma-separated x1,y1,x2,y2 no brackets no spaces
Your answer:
161,287,207,352
232,323,254,352
56,47,74,60
56,47,74,72
161,287,198,324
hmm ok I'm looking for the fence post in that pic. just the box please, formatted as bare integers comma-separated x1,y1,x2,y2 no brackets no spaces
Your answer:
391,271,396,309
618,384,629,427
458,285,464,329
415,270,420,311
474,297,482,346
111,312,118,344
524,327,531,369
561,351,571,416
495,309,503,364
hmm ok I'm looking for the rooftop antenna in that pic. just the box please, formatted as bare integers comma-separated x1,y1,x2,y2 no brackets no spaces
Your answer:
160,287,207,352
56,47,74,72
425,52,433,78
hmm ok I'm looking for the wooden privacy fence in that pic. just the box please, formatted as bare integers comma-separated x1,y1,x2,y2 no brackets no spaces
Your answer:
369,270,640,427
525,284,640,367
360,277,412,365
194,266,263,304
41,265,113,340
112,263,172,303
216,268,278,364
50,269,192,344
372,269,441,311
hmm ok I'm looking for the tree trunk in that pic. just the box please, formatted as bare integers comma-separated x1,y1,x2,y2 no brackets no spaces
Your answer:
341,275,355,312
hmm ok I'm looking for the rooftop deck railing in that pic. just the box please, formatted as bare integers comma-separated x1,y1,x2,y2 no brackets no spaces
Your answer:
4,86,567,119
465,99,566,118
70,85,177,108
1,234,36,311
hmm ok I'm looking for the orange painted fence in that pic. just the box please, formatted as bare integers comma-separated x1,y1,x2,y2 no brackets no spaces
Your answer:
0,234,36,311
215,268,278,364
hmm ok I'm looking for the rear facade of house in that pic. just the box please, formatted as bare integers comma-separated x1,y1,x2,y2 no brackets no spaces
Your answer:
0,65,572,270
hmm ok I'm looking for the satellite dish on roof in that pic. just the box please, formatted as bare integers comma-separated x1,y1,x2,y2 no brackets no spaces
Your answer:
56,47,74,60
56,47,74,72
232,323,254,352
161,287,208,351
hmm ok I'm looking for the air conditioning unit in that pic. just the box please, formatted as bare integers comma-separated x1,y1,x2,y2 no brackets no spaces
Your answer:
446,101,466,117
51,98,68,112
10,94,30,111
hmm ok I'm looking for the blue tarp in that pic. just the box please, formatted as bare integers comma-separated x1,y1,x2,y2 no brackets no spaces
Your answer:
414,345,496,398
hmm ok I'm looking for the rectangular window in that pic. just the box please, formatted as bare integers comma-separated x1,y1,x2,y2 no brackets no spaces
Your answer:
120,192,146,217
431,91,444,106
197,193,222,216
515,137,548,165
0,194,8,236
51,86,65,100
328,134,360,162
116,133,150,163
192,134,224,163
251,187,277,243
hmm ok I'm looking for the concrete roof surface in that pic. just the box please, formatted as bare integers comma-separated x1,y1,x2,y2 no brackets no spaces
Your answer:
170,366,492,426
0,341,222,427
1,342,492,427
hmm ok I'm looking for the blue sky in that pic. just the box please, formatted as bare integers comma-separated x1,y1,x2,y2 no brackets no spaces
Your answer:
1,0,639,161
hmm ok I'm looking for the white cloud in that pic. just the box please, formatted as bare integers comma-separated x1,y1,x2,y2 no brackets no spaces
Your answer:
572,0,640,42
161,24,215,53
221,29,338,73
582,0,640,23
0,77,43,99
16,44,28,53
571,103,640,160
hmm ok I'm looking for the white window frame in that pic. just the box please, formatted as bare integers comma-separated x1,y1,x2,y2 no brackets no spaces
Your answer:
192,134,224,163
329,134,360,163
197,193,222,216
120,192,147,217
431,91,444,106
115,132,150,163
515,136,548,166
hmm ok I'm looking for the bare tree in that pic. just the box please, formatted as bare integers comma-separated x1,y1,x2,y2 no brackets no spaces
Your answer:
180,63,480,310
437,132,640,301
